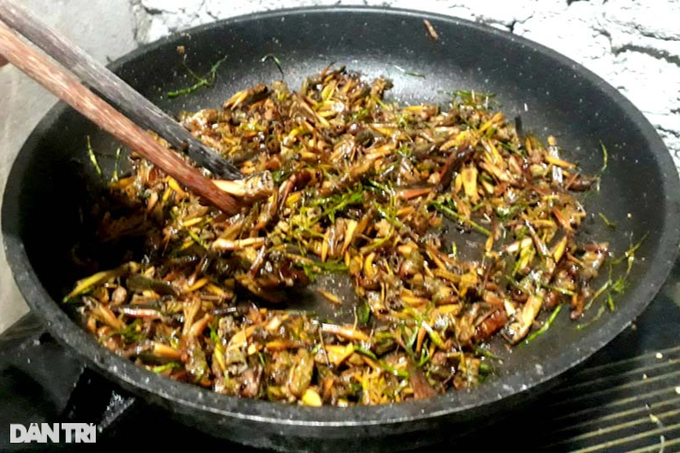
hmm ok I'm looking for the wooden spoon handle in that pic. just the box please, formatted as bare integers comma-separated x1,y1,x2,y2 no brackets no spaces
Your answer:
0,19,240,215
0,0,242,180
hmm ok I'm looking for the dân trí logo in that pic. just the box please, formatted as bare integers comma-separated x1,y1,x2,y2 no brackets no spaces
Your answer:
10,423,96,443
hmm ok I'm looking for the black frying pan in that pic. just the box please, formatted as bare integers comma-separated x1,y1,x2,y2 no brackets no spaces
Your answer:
3,6,680,452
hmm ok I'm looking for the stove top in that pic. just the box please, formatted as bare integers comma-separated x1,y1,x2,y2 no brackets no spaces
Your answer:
2,262,680,452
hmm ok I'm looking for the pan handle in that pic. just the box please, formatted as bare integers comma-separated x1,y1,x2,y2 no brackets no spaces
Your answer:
59,367,137,435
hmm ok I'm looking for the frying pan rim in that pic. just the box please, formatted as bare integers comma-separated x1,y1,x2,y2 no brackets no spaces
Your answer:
3,5,680,428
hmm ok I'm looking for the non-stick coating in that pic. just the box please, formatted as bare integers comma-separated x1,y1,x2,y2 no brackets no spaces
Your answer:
3,6,680,452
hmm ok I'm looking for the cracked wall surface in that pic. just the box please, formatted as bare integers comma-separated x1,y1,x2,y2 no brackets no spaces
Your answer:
131,0,680,164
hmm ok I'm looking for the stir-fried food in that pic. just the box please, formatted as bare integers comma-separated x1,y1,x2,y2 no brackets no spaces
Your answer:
67,67,611,406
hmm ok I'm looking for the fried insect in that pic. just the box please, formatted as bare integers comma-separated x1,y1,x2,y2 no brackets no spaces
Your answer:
69,68,615,406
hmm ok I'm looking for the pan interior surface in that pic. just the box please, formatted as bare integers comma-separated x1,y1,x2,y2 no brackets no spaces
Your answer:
3,6,679,443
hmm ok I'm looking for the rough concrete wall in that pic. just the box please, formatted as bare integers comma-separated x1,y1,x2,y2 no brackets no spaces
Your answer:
130,0,680,164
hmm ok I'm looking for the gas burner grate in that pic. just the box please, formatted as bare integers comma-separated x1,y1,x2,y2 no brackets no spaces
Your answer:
446,289,680,453
535,346,680,452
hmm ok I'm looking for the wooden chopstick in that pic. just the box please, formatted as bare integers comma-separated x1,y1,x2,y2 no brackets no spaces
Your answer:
0,19,241,215
0,0,242,181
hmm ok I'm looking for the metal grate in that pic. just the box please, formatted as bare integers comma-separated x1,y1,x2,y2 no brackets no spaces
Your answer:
445,292,680,453
537,346,680,452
